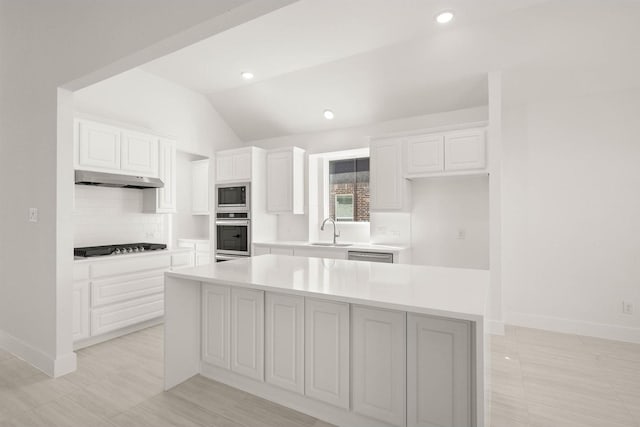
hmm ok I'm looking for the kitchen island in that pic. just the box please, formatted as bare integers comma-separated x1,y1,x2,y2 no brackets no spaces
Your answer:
164,254,490,427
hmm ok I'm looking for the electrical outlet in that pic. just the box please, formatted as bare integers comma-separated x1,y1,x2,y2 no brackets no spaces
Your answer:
457,228,466,240
622,301,633,315
28,208,38,223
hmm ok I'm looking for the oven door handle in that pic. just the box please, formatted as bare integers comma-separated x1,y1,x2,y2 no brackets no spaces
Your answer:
215,220,250,226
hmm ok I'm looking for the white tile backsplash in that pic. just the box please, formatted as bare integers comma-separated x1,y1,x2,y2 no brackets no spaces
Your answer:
73,185,167,247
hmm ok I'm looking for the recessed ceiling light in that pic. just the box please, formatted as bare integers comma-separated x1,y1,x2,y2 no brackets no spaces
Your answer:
323,109,334,120
241,71,254,80
435,11,454,24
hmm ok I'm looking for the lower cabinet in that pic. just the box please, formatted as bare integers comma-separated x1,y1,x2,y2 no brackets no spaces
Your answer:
202,284,230,369
231,288,264,381
352,306,406,426
294,247,347,260
265,293,304,394
304,298,350,409
91,293,164,336
407,314,471,427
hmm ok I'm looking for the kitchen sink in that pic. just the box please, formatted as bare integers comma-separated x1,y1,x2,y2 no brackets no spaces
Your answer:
310,242,353,247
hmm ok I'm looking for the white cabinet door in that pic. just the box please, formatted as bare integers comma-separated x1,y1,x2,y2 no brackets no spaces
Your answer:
407,314,471,427
121,130,158,176
77,120,121,170
231,288,264,381
370,138,404,210
304,298,349,409
406,134,444,174
91,270,164,307
232,151,252,181
216,149,252,182
72,281,90,342
91,293,164,336
352,306,406,426
202,284,231,369
192,159,210,215
265,293,304,394
294,247,347,260
266,147,304,214
444,129,486,171
267,150,292,213
157,139,176,212
216,153,234,182
195,252,211,266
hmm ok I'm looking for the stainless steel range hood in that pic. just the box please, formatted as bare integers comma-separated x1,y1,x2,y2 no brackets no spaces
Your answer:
74,170,164,189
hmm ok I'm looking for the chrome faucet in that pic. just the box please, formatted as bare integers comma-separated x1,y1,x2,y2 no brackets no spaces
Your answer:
321,217,340,245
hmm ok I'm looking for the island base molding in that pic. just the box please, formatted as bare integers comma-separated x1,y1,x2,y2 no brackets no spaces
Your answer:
200,363,395,427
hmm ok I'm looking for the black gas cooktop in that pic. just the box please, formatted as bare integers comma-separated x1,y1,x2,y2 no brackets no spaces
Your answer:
74,243,167,258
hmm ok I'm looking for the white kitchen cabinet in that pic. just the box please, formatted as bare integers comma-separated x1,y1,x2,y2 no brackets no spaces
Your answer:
202,284,231,369
444,129,486,171
252,245,271,256
72,281,90,342
370,138,410,211
231,288,264,381
76,119,121,171
352,306,406,426
120,130,158,176
265,293,304,394
294,247,347,260
91,270,165,307
191,159,210,215
407,314,471,427
406,134,444,174
143,139,176,213
216,148,252,183
304,298,350,409
266,147,305,214
177,239,210,266
91,293,164,336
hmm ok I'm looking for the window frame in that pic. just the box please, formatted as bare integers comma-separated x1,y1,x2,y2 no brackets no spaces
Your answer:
322,148,370,223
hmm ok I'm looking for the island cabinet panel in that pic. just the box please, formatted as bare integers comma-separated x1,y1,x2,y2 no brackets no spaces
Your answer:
231,288,264,381
265,293,304,394
304,298,350,409
352,306,406,426
202,284,230,369
407,314,471,427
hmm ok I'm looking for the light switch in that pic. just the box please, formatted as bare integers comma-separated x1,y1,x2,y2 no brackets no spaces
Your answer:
28,208,39,223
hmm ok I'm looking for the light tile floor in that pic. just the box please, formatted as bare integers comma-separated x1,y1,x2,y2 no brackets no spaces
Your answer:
0,325,638,426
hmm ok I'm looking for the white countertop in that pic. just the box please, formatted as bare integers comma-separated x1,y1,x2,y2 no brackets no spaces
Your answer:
253,240,410,251
74,247,191,263
166,254,489,321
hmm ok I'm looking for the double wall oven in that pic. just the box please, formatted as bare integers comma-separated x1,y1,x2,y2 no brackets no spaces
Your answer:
215,183,251,262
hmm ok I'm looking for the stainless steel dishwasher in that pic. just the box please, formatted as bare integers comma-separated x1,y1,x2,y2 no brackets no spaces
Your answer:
347,251,394,263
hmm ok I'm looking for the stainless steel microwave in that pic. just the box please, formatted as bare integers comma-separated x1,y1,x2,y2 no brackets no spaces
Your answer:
216,183,250,212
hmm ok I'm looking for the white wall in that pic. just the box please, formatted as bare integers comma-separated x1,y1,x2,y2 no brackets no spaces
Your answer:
73,186,168,247
0,0,292,376
73,68,241,157
502,88,640,342
411,175,490,269
250,106,489,242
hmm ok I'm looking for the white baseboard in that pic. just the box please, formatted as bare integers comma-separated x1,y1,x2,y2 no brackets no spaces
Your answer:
506,311,640,344
0,328,76,377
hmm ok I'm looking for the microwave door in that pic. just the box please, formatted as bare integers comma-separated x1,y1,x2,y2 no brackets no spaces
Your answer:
218,186,246,207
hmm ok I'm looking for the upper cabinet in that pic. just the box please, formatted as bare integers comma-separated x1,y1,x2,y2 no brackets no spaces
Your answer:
191,159,210,215
120,130,158,176
143,138,177,213
216,147,253,183
405,127,486,178
75,119,158,177
370,138,410,211
266,147,305,215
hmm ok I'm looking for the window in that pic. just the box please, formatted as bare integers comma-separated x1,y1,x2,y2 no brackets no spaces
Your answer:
328,157,369,222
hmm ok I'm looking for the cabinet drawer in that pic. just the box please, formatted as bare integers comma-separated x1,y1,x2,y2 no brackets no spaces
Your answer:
171,252,194,269
91,270,164,307
91,293,164,336
91,254,170,278
73,264,90,282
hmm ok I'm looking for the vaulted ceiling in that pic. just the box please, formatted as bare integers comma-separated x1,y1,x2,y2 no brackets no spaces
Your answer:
141,0,640,141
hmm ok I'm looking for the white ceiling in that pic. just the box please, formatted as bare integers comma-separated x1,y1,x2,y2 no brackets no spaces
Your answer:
141,0,640,141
